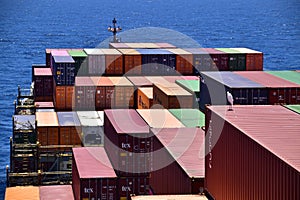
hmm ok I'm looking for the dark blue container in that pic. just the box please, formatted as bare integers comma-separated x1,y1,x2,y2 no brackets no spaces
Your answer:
52,56,75,85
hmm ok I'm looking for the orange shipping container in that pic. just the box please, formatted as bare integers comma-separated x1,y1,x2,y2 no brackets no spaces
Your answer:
166,48,193,75
118,49,142,75
36,111,59,146
5,186,39,200
102,49,123,75
137,87,153,109
108,77,134,108
53,81,74,111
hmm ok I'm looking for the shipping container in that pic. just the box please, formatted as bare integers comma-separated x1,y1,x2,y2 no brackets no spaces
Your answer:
46,48,54,67
5,186,39,200
137,87,153,109
126,43,160,49
166,48,193,75
104,109,151,176
131,194,208,200
168,109,205,128
232,48,263,71
76,111,104,146
109,42,130,49
136,49,176,75
74,76,96,110
118,49,142,75
33,67,53,102
175,80,200,108
102,49,123,75
153,83,193,109
199,71,268,110
216,48,246,71
108,77,135,108
11,153,37,173
145,76,171,86
13,115,36,144
48,49,70,69
53,81,74,111
68,50,88,76
266,70,300,84
36,108,55,112
39,185,74,200
163,75,199,83
150,128,205,194
93,76,115,110
136,109,185,128
84,48,106,75
36,111,59,146
205,105,300,200
204,48,229,71
34,101,54,109
52,55,75,85
284,104,300,114
72,147,117,200
155,43,177,49
118,177,150,200
57,112,82,146
235,71,300,104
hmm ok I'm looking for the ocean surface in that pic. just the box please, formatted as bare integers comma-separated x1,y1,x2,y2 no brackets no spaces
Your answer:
0,0,299,198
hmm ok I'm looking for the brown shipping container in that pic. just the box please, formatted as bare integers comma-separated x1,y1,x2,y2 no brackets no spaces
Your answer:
102,49,123,75
233,48,263,71
36,111,59,146
150,128,205,194
93,76,115,110
104,109,151,177
5,186,39,200
74,76,96,110
108,77,135,108
33,67,53,102
235,71,300,104
72,147,117,200
137,87,153,109
118,177,150,200
53,81,74,111
166,48,193,75
136,109,185,128
118,49,142,75
132,194,208,200
153,83,193,109
205,105,300,200
39,185,74,200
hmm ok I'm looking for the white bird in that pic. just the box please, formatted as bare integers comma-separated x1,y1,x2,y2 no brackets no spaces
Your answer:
227,91,234,111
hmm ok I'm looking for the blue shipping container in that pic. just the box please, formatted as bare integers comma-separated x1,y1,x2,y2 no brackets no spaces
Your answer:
52,56,75,85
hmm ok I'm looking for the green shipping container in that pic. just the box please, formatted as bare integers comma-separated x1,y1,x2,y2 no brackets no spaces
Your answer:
68,50,88,76
266,71,300,85
168,109,205,128
284,105,300,114
216,48,246,71
175,80,200,108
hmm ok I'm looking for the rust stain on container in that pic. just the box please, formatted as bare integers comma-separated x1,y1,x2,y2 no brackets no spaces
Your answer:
205,105,300,200
39,185,74,200
5,186,39,200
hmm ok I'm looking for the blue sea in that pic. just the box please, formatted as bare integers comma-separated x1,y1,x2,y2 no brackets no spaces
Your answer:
0,0,299,198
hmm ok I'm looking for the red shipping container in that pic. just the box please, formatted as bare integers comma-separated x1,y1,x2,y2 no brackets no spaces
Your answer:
233,48,263,71
93,76,115,110
204,48,229,71
235,71,300,104
104,109,151,177
36,111,59,146
150,128,205,194
72,147,117,200
53,81,74,111
33,67,53,102
39,185,74,200
205,105,300,200
118,177,150,200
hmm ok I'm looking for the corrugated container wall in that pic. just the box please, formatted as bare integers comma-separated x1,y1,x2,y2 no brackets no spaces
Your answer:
137,87,153,109
150,128,205,194
118,49,142,75
51,55,75,85
36,111,59,146
68,50,88,76
33,67,53,102
102,49,123,75
166,48,193,75
84,49,105,75
216,48,246,71
118,177,150,200
232,48,263,71
39,185,75,200
204,48,229,71
175,79,200,108
72,147,117,200
74,76,96,110
5,186,40,200
93,76,115,110
104,109,151,177
205,105,300,200
53,81,74,111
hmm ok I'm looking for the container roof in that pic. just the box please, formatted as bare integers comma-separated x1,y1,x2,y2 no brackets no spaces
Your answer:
138,87,153,99
145,76,171,86
136,48,174,55
104,109,149,134
53,56,75,63
84,48,104,55
51,50,69,56
231,47,262,54
127,76,153,87
68,50,87,57
13,115,35,130
125,43,160,49
76,111,103,126
93,76,114,86
215,48,242,54
73,147,117,178
284,105,300,114
136,109,185,128
36,112,58,127
155,83,192,96
151,128,205,178
5,186,39,200
75,76,95,86
108,77,133,86
34,68,52,76
266,71,300,85
39,185,74,200
34,101,54,108
164,76,199,83
101,48,122,55
155,43,177,48
208,105,300,172
204,48,227,54
131,195,208,200
234,71,300,88
109,43,130,48
176,80,200,92
57,112,81,126
166,48,192,55
169,109,205,128
117,48,141,55
201,71,264,88
184,48,207,54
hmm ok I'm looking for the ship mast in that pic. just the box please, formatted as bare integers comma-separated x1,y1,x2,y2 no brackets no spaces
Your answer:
108,18,122,43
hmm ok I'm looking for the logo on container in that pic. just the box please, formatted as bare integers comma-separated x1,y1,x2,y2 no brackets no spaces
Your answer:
121,186,131,192
84,188,94,193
